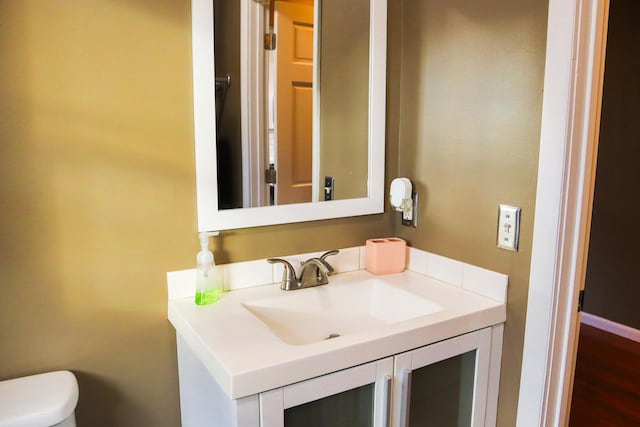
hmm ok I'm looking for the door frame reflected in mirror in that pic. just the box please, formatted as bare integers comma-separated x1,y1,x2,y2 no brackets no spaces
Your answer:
192,0,387,231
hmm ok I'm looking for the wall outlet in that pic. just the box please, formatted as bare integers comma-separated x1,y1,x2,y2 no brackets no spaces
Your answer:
401,192,418,227
497,205,521,251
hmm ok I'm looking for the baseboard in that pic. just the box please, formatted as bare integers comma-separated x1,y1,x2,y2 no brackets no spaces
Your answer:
581,312,640,343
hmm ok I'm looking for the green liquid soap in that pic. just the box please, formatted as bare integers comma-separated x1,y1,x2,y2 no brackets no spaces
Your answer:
195,288,221,305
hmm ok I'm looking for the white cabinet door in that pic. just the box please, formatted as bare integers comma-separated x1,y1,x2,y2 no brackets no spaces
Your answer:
392,328,492,427
260,357,394,427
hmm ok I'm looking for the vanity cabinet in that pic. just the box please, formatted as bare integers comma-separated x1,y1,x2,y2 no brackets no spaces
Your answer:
176,326,501,427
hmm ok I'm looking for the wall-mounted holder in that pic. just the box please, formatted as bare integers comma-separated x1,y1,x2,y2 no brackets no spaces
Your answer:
390,178,418,227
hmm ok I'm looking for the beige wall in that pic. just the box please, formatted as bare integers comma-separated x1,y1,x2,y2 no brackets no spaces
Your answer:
0,0,547,425
319,0,370,200
394,1,547,426
0,1,394,426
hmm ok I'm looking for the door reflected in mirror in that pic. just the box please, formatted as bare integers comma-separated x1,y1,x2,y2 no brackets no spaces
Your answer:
213,0,370,209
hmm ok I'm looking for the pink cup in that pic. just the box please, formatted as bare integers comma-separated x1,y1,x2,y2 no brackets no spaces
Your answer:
365,238,407,275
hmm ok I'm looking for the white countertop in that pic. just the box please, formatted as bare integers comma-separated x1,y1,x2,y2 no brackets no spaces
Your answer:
168,269,506,399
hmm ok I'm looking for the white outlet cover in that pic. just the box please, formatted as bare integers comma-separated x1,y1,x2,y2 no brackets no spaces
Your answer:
497,205,521,251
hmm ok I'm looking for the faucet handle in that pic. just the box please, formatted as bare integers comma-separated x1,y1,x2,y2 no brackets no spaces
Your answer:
320,249,339,260
319,250,339,275
267,258,297,290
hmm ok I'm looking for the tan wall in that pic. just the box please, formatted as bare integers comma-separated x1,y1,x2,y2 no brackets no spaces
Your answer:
319,0,370,200
1,0,547,425
394,1,547,426
0,1,394,426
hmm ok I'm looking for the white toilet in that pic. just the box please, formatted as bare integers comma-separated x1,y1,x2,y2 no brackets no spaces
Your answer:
0,371,79,427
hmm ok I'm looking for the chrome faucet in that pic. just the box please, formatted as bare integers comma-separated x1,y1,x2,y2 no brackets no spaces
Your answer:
267,250,339,290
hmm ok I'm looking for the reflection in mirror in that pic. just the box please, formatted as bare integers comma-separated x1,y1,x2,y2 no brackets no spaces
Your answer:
192,0,386,231
213,0,242,209
319,0,370,202
213,0,370,209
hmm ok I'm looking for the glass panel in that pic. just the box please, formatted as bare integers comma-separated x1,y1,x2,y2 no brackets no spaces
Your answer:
284,383,374,427
409,350,477,427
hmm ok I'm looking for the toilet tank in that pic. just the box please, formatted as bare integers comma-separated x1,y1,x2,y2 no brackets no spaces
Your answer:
0,371,78,427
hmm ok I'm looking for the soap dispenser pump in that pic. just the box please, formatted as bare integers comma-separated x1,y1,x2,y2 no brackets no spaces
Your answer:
195,231,222,305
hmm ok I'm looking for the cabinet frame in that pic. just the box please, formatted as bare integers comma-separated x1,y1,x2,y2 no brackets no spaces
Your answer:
392,328,492,427
260,357,394,427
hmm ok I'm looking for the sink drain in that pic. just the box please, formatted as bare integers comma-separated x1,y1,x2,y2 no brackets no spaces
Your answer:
325,333,341,340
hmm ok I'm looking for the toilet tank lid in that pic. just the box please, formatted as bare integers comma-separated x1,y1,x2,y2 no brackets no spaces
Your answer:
0,371,78,427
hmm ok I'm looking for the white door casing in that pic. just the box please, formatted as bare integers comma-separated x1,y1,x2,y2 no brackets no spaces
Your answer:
517,0,608,425
240,0,267,208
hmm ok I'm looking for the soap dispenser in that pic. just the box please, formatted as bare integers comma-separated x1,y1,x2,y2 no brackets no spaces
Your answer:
195,231,222,305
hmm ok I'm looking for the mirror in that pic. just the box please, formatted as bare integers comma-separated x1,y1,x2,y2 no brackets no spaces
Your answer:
192,0,387,231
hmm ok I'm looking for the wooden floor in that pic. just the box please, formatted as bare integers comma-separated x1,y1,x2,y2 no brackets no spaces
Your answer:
568,324,640,426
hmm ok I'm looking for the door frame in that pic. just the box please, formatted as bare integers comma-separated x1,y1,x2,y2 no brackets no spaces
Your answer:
517,0,609,425
241,0,267,208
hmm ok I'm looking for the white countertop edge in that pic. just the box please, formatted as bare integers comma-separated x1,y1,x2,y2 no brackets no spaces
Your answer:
168,304,233,394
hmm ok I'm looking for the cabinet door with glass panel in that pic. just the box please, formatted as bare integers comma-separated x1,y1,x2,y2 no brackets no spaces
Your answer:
392,328,492,427
260,358,394,427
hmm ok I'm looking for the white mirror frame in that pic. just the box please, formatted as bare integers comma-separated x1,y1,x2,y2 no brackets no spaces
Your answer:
192,0,387,231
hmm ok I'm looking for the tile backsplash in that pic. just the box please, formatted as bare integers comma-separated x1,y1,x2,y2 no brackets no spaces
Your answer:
222,258,273,291
167,245,508,303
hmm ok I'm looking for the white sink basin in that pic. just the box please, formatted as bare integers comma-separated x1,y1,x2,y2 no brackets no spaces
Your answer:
242,279,443,345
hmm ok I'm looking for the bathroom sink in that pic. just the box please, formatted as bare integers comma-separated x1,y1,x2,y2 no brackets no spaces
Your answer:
242,279,443,345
